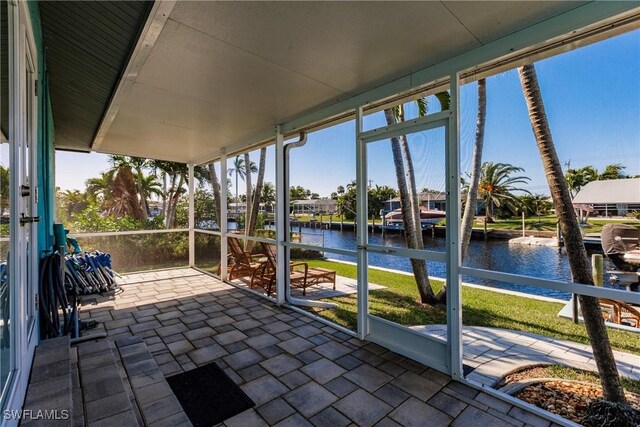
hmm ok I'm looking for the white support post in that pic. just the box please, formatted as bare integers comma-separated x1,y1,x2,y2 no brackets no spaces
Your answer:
446,73,463,380
355,106,369,340
188,163,195,267
220,149,228,280
275,125,286,305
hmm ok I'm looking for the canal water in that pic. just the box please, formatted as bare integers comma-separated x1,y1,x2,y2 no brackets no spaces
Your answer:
294,226,620,301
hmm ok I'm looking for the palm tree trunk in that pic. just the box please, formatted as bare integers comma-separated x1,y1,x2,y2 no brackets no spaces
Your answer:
208,164,222,228
162,172,167,218
168,174,185,229
518,63,625,403
384,108,440,305
165,174,178,228
135,167,149,221
461,79,486,260
142,197,150,220
247,148,266,241
244,153,253,237
485,199,494,223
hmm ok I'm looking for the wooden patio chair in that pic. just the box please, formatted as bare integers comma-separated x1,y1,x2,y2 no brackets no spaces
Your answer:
599,298,640,328
222,236,266,280
252,243,336,296
250,243,307,296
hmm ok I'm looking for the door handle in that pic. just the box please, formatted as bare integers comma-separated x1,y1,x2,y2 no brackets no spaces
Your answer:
20,214,40,226
21,185,30,197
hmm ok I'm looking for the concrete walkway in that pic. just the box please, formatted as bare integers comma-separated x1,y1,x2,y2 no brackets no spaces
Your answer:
410,325,640,387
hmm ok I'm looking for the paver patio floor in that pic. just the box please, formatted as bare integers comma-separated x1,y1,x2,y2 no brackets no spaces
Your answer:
80,268,560,427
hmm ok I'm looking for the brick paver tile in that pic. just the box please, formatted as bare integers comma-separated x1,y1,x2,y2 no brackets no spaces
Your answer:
391,370,442,401
206,315,235,328
273,413,313,427
378,361,406,377
261,321,292,335
373,417,403,427
245,334,281,350
224,348,263,370
238,364,269,382
295,349,322,364
292,324,322,338
300,358,346,385
156,323,188,338
279,370,311,389
129,320,161,334
389,397,452,427
166,340,195,356
283,382,337,418
452,406,515,427
344,363,393,392
256,398,296,425
334,388,392,425
314,341,351,359
374,383,411,407
183,326,215,342
277,337,314,354
324,376,359,398
240,375,289,407
224,409,268,427
188,343,228,365
260,354,303,377
309,407,351,427
334,354,362,371
214,330,248,346
234,319,264,331
428,391,468,418
475,392,512,414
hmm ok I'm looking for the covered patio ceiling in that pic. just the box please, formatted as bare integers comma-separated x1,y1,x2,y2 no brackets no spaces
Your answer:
42,1,636,163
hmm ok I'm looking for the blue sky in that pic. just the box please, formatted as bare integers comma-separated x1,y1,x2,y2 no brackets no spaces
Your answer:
55,29,640,198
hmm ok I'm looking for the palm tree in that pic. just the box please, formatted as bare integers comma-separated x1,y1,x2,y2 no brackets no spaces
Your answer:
518,63,625,404
149,160,188,228
136,173,163,219
59,189,87,221
85,171,115,203
478,162,531,223
460,79,486,260
598,163,626,180
246,148,267,242
227,156,257,217
104,166,145,221
565,166,598,198
108,155,156,220
261,182,276,211
384,95,449,305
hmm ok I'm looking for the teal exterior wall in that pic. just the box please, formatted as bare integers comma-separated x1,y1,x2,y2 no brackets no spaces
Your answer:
27,1,55,256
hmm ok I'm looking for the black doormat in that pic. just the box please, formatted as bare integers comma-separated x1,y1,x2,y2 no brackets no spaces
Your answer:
166,362,254,427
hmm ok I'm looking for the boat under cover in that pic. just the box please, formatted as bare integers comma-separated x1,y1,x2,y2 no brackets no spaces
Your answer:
383,207,446,230
601,223,640,271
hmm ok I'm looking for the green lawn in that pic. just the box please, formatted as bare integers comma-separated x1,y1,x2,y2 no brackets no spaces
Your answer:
471,215,639,233
303,260,640,355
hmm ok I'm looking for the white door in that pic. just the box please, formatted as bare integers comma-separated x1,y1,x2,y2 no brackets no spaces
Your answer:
0,0,38,414
357,112,452,374
20,29,37,344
